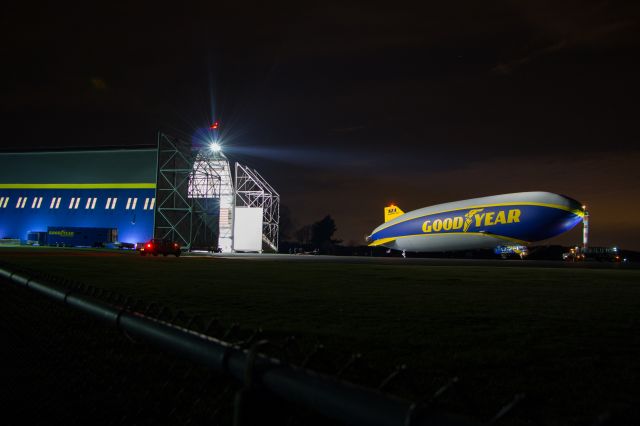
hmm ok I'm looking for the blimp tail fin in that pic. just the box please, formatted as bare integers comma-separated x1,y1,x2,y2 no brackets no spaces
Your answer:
384,205,405,223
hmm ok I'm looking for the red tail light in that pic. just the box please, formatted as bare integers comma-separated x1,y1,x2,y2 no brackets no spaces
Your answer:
147,243,151,248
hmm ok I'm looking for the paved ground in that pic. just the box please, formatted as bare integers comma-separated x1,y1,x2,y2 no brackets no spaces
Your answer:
202,252,638,269
0,244,634,268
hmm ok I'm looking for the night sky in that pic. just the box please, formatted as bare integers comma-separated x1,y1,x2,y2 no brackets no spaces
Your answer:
3,1,640,249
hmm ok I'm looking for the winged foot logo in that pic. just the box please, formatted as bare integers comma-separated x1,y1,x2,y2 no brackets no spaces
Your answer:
464,208,485,232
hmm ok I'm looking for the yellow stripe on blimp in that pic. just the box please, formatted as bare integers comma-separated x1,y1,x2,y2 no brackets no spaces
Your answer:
368,232,529,247
0,183,156,189
369,237,397,246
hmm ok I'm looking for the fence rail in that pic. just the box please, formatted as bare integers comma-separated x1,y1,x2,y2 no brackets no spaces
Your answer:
0,264,480,426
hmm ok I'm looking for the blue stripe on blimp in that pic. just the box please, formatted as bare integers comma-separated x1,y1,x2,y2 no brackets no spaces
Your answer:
370,204,583,244
0,188,156,244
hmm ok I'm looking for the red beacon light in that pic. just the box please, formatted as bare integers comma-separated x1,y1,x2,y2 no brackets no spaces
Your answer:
210,121,219,130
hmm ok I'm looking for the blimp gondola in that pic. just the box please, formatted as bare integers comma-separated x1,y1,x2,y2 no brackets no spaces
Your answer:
366,192,584,254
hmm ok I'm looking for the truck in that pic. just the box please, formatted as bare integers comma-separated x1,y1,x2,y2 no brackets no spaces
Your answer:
47,226,117,247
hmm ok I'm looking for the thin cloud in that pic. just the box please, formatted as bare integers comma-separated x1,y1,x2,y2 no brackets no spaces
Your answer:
493,17,635,75
493,40,567,75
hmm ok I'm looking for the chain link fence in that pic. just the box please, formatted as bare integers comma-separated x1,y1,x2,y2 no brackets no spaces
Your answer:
0,261,490,425
3,260,632,425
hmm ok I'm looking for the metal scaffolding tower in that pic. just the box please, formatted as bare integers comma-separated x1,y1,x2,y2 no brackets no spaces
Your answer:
154,133,220,250
154,132,280,252
234,163,280,251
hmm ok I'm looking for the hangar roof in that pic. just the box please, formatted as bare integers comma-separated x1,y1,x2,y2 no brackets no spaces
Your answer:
0,147,157,184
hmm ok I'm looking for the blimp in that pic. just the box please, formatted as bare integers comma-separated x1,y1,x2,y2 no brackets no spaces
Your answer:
366,192,585,254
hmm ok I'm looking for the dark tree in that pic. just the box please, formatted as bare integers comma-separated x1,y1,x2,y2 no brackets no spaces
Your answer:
311,215,338,250
294,224,312,245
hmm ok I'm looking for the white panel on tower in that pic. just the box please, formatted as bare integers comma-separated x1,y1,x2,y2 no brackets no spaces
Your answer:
233,207,263,252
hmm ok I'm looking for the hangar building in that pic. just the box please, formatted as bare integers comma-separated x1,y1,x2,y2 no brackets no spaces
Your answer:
0,134,280,252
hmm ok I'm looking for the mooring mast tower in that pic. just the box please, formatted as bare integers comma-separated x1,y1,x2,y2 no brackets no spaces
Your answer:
154,132,279,252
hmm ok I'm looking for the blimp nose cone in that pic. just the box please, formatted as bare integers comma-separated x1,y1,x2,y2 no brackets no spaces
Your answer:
557,193,584,212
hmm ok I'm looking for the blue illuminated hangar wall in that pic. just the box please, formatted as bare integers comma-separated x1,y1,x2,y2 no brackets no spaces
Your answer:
0,148,157,244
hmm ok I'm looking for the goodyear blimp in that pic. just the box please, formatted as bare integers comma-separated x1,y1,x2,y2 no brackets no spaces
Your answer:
366,192,585,253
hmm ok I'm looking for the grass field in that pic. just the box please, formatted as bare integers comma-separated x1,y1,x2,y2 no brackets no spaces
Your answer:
2,247,640,425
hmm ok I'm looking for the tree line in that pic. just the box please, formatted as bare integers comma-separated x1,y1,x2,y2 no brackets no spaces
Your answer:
278,205,340,253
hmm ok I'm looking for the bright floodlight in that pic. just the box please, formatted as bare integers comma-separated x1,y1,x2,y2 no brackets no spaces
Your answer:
210,142,222,152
